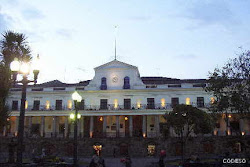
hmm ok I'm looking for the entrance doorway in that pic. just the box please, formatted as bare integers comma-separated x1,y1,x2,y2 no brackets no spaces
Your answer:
133,115,142,137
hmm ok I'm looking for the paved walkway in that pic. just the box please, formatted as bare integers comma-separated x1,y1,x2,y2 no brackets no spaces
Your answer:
79,157,169,167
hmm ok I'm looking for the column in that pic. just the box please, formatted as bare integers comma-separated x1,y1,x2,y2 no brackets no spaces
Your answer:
40,116,45,137
154,115,160,137
3,126,6,136
103,116,107,137
142,115,147,138
52,116,57,137
239,119,244,134
129,116,133,137
15,116,19,136
90,116,94,138
28,116,32,136
116,115,120,137
169,127,174,137
218,117,226,136
226,116,231,135
64,116,69,138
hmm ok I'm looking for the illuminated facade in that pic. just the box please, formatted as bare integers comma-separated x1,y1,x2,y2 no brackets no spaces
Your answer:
3,60,250,138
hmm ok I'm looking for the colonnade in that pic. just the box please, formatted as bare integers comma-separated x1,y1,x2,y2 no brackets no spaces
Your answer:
4,115,161,138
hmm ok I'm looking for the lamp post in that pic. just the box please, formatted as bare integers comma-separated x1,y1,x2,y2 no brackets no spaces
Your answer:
10,56,40,166
71,91,82,167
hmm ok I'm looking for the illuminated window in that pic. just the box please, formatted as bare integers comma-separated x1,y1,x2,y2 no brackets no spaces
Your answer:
186,98,191,105
25,101,28,109
161,98,165,107
99,116,103,121
68,100,72,109
45,101,50,110
137,100,141,109
210,97,215,104
114,99,118,109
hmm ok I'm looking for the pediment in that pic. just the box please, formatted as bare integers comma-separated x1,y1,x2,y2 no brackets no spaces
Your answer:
94,60,137,70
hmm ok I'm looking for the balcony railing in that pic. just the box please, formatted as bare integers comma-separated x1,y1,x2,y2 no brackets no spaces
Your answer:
10,103,211,112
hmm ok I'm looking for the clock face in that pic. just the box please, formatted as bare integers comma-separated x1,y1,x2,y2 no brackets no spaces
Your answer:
112,77,118,83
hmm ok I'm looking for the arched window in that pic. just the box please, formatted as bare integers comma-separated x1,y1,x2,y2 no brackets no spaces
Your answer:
100,77,107,90
123,76,130,89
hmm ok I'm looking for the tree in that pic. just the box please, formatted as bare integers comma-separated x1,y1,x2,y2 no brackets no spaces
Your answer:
165,104,214,163
0,31,31,65
0,31,32,131
205,50,250,135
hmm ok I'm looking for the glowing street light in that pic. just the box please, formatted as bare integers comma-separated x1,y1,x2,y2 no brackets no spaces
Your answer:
10,55,40,166
71,91,82,167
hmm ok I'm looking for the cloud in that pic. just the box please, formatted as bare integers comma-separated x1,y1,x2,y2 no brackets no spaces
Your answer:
22,8,45,20
180,1,237,27
56,29,75,39
0,10,12,33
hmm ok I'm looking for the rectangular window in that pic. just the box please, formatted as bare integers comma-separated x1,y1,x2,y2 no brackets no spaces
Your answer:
25,101,28,109
79,100,85,110
45,101,50,110
168,84,181,88
76,87,85,90
33,100,40,110
197,97,204,108
147,98,155,109
193,84,206,87
146,85,157,88
10,88,21,91
67,100,72,109
100,99,108,110
31,88,43,91
53,87,65,91
12,101,18,110
186,98,191,105
124,99,131,109
171,98,179,107
55,100,63,110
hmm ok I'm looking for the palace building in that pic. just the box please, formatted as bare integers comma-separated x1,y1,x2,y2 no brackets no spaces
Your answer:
3,59,250,139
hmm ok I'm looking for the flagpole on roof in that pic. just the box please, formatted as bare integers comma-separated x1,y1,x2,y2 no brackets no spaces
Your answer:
114,25,118,60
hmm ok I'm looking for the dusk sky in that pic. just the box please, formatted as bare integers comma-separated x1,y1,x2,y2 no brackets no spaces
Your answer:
1,0,250,83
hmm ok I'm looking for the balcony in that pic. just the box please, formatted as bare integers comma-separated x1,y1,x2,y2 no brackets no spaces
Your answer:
10,103,211,112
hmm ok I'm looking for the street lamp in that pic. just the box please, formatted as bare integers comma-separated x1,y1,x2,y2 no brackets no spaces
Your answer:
71,91,82,167
10,55,40,166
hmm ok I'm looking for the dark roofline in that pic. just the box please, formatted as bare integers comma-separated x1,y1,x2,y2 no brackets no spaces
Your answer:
141,77,207,85
12,79,91,88
11,77,207,89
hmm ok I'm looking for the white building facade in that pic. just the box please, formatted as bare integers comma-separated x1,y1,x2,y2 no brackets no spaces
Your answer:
3,60,250,138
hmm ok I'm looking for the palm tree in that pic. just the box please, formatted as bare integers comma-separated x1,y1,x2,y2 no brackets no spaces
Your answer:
0,31,32,66
0,31,32,130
